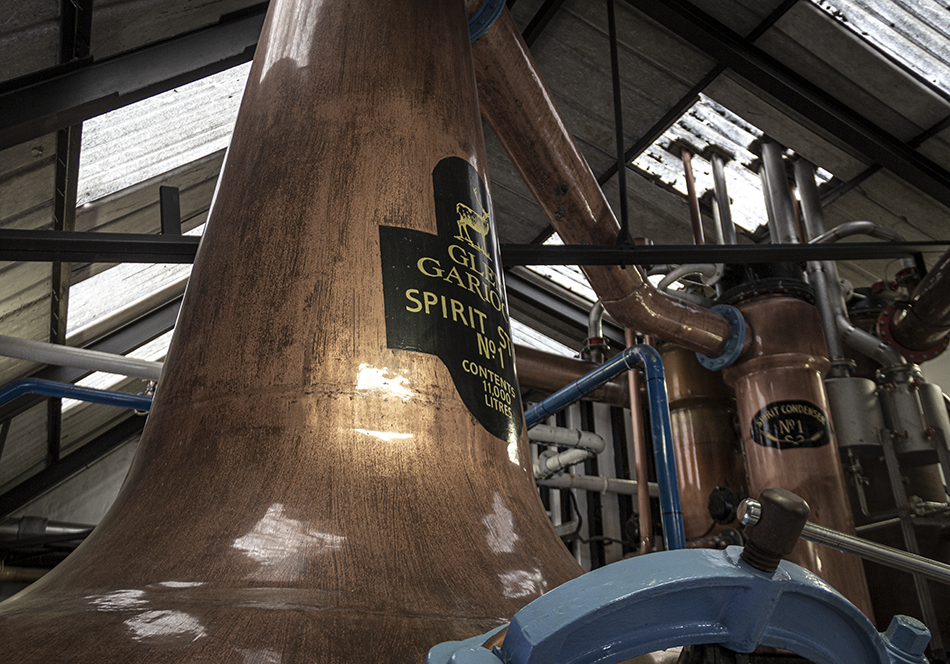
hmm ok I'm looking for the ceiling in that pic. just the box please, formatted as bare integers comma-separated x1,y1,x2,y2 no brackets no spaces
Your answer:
1,0,949,515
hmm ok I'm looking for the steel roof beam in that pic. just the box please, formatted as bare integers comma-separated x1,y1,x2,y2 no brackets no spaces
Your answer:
625,0,950,210
0,4,266,151
500,241,949,266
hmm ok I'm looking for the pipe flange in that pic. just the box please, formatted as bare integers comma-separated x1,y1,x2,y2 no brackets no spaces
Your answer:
876,304,950,363
718,276,814,306
468,0,506,41
696,304,746,371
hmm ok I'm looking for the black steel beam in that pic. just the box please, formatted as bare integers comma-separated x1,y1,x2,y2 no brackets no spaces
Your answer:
596,0,799,187
0,4,266,151
0,230,200,263
625,0,950,210
501,241,950,267
0,415,146,518
504,270,626,347
522,0,568,47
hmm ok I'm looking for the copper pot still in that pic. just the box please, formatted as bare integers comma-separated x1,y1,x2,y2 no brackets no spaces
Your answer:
723,294,875,619
0,0,582,660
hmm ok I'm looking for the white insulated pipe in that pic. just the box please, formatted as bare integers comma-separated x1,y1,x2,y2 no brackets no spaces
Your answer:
0,334,163,381
536,473,659,497
529,424,606,478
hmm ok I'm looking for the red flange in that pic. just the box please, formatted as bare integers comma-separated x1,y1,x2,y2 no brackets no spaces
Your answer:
877,304,950,363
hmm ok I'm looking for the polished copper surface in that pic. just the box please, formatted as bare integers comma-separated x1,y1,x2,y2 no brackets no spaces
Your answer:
659,344,746,541
626,329,653,555
890,245,950,350
0,1,581,660
515,344,628,406
472,10,731,355
723,295,874,619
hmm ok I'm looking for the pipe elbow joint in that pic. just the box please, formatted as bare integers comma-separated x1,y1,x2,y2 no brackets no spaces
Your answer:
696,304,747,371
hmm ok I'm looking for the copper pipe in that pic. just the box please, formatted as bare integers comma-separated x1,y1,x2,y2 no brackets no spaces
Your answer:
888,245,950,350
472,10,731,356
626,328,653,555
679,148,705,245
0,564,48,583
0,1,581,660
723,295,875,619
515,344,627,407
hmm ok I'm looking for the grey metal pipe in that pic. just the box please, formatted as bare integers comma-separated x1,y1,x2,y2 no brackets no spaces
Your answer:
809,220,915,271
587,301,605,341
837,312,906,368
740,498,950,586
760,141,801,244
809,220,907,245
710,152,736,245
795,159,905,369
0,334,163,381
803,260,847,364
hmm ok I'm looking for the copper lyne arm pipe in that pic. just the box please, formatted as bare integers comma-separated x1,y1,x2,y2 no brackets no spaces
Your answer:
472,9,732,356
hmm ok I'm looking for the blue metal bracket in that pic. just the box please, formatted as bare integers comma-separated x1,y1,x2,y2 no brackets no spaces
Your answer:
696,303,746,371
469,0,506,42
427,546,930,664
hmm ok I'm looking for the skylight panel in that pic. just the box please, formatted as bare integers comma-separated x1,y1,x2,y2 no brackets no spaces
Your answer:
632,94,832,233
77,62,251,205
812,0,950,95
510,318,577,358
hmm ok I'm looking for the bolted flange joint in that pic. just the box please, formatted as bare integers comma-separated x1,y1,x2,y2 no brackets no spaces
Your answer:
696,304,747,371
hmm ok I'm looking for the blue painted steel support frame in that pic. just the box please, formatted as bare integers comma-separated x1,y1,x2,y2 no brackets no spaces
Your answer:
427,547,924,664
0,378,152,412
523,345,685,550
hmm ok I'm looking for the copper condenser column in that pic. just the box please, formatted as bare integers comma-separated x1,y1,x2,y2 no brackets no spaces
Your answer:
723,294,875,618
0,1,581,661
660,344,747,542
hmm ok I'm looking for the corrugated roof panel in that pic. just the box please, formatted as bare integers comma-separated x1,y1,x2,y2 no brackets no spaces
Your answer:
77,63,248,206
813,0,950,96
0,1,60,84
691,0,790,35
510,318,576,357
89,0,261,59
0,402,48,494
762,2,948,140
704,72,870,180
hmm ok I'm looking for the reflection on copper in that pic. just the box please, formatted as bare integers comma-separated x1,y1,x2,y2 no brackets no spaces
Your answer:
723,295,874,619
125,610,208,642
472,9,731,355
352,428,414,442
355,364,414,402
498,568,546,599
233,504,345,580
0,1,581,660
482,494,519,554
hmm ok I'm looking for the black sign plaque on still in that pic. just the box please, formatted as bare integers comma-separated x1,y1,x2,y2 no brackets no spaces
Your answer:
379,156,523,445
750,399,832,450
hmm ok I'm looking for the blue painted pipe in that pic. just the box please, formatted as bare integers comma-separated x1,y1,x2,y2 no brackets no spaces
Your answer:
0,378,153,412
524,345,686,550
